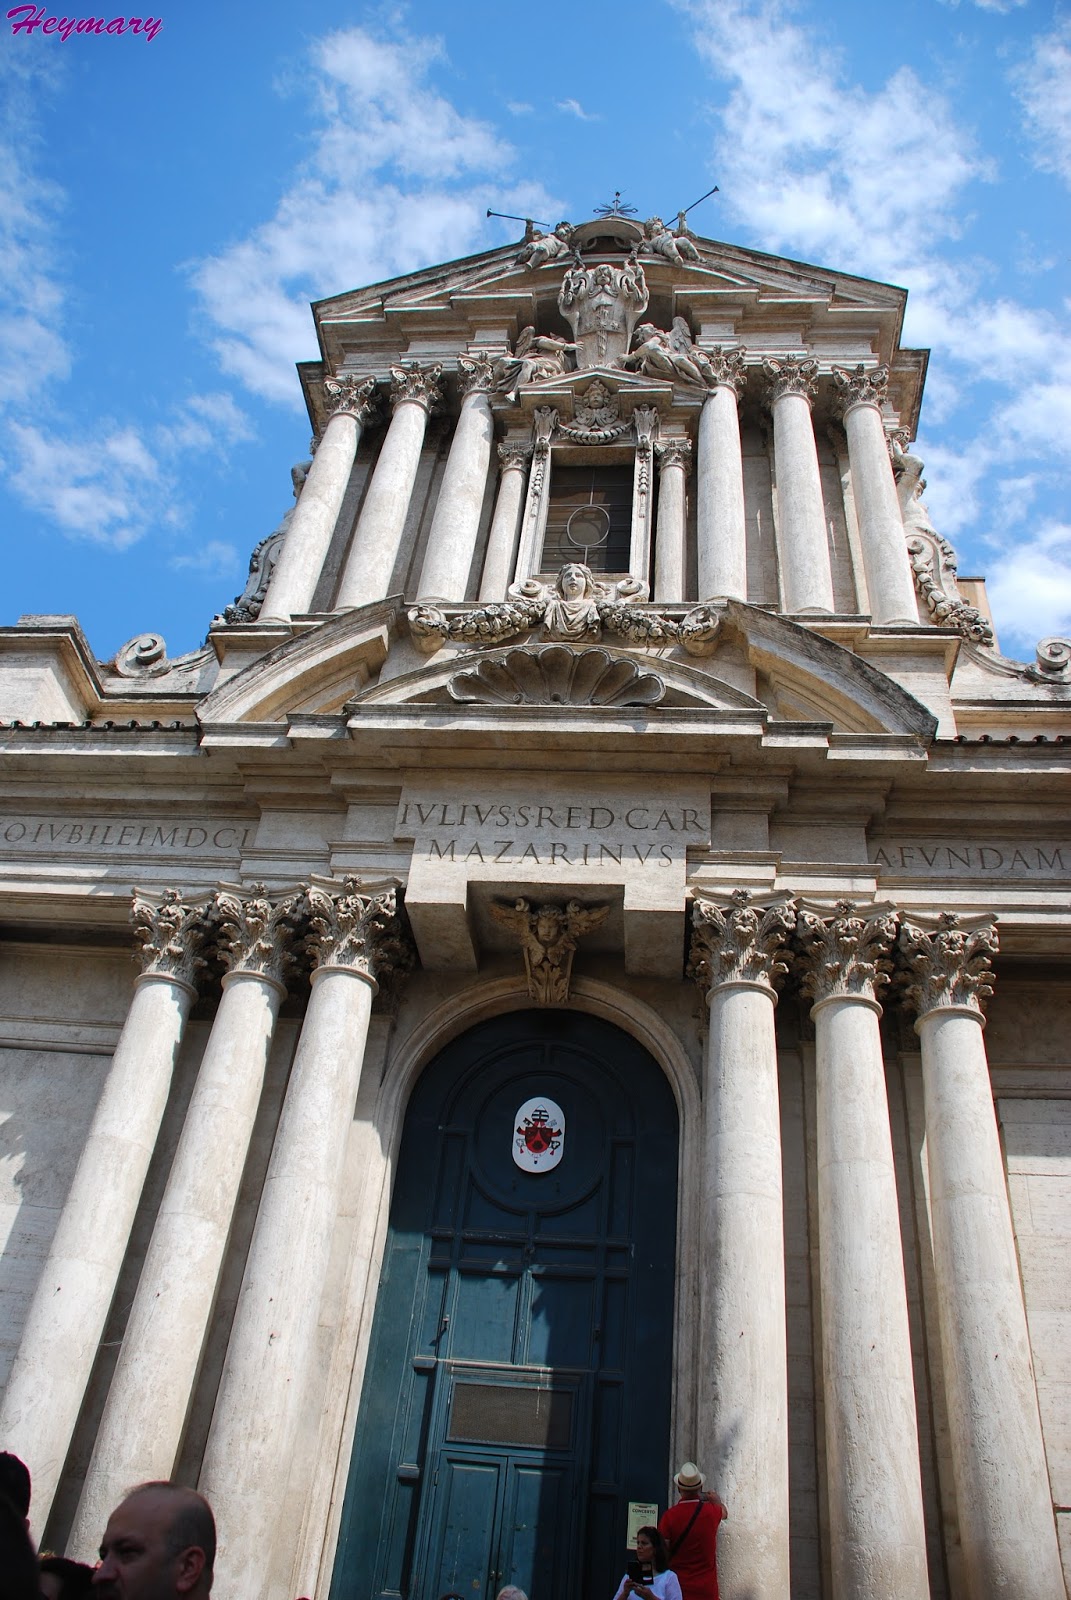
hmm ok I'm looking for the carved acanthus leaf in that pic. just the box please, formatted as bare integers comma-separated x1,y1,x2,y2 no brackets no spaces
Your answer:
448,646,665,707
796,900,898,1004
212,884,301,987
703,346,747,394
389,363,443,414
656,437,693,472
897,912,997,1018
304,879,413,987
498,443,533,473
457,355,497,396
131,889,207,987
763,355,819,406
490,897,609,1005
832,363,889,414
323,372,380,422
687,889,796,995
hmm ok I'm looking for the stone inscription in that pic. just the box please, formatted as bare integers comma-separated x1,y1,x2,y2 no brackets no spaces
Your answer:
0,816,252,854
396,796,708,869
871,841,1068,876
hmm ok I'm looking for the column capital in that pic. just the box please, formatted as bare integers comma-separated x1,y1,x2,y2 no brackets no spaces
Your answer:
389,361,443,415
703,346,747,396
656,436,693,472
305,878,414,987
762,354,818,407
898,911,997,1021
796,899,898,1005
832,362,889,417
457,355,497,396
322,371,381,424
213,884,301,990
131,889,207,990
497,441,533,473
688,888,796,998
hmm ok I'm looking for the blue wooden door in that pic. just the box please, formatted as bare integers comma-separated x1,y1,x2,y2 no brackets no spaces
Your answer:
332,1010,678,1600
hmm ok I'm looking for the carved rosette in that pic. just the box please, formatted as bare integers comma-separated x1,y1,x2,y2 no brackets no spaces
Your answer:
389,362,443,415
656,437,693,473
490,897,610,1005
832,363,889,416
305,879,414,990
457,355,497,397
796,899,898,1006
704,347,747,396
898,912,997,1019
131,888,207,989
688,889,796,998
323,372,380,424
213,884,300,989
498,442,532,474
763,355,819,407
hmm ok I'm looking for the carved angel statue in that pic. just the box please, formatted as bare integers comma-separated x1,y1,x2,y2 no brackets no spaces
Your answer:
618,319,710,388
493,326,576,402
490,897,610,1005
516,220,576,269
641,216,700,265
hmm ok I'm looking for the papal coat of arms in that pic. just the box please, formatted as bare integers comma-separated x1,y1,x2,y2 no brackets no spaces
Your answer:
513,1096,566,1172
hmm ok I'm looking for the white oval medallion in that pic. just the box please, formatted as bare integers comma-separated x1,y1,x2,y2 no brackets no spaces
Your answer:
513,1096,565,1172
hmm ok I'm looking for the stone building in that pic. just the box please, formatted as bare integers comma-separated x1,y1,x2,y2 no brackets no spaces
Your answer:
0,214,1068,1600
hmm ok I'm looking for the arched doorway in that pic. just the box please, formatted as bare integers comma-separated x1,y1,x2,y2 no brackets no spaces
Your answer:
332,1008,680,1600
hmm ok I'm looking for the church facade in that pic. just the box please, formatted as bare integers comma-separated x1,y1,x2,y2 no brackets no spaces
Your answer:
0,215,1068,1600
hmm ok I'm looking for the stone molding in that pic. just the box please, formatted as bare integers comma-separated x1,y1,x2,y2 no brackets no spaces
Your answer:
490,897,610,1005
656,437,693,472
131,888,207,988
389,362,443,415
213,884,301,988
898,911,997,1018
796,899,899,1004
687,888,796,996
832,362,889,416
762,355,819,407
305,878,414,987
323,372,380,423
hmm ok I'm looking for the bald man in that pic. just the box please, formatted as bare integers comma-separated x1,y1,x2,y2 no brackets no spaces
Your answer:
93,1483,215,1600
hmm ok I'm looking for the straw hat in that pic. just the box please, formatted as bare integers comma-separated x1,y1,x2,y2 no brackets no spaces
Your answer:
675,1462,705,1490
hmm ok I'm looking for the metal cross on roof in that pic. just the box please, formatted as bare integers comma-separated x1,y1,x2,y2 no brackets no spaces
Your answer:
593,192,638,219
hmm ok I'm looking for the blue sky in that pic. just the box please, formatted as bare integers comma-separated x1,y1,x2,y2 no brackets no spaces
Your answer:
1,0,1069,662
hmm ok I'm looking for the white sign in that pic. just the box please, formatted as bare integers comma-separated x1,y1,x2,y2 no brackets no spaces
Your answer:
513,1097,565,1172
626,1502,660,1549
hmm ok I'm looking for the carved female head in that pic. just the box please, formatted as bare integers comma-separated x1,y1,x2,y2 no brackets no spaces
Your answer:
557,563,595,601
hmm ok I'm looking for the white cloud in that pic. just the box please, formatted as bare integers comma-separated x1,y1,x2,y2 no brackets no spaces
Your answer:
158,392,254,453
4,422,163,548
170,540,242,578
190,27,562,406
1013,20,1071,184
986,522,1071,648
556,98,599,121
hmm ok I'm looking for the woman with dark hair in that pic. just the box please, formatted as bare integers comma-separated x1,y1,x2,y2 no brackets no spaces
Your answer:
612,1526,682,1600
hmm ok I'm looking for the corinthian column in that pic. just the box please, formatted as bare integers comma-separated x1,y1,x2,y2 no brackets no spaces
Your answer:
417,356,496,601
654,437,692,602
689,889,795,1600
832,365,918,625
336,363,443,608
200,880,413,1600
69,886,300,1559
696,349,747,600
762,357,835,613
0,891,205,1530
796,901,929,1600
260,374,380,622
899,914,1065,1600
479,443,531,600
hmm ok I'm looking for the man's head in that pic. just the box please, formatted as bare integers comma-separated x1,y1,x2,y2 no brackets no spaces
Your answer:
0,1451,31,1521
675,1461,705,1500
93,1483,215,1600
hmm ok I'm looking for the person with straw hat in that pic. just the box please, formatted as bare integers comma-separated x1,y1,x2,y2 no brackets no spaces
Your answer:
658,1464,727,1600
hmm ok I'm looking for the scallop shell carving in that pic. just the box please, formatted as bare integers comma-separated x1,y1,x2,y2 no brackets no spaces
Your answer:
447,646,665,707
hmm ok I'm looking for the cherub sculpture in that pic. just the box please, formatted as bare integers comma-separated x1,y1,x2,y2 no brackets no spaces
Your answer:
490,897,610,1004
516,220,576,269
641,216,700,266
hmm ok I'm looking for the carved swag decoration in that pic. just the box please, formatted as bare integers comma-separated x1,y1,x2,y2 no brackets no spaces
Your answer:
409,561,721,657
490,897,610,1005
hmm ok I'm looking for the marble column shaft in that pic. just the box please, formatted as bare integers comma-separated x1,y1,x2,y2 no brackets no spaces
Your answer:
69,888,300,1559
691,891,794,1600
0,892,204,1531
696,355,747,601
417,359,495,601
335,364,442,608
260,376,379,623
763,358,835,613
478,444,531,600
199,882,410,1600
900,915,1065,1600
798,903,929,1600
654,438,691,603
833,367,918,625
